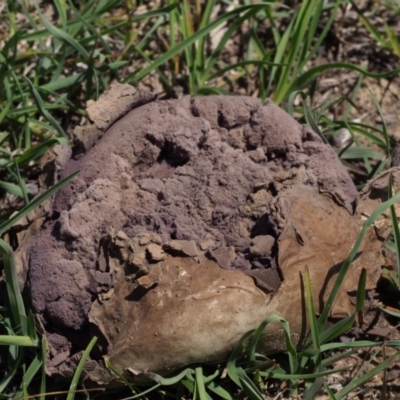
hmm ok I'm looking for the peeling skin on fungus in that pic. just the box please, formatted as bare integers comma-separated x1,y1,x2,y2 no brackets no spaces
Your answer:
14,86,390,383
29,96,357,326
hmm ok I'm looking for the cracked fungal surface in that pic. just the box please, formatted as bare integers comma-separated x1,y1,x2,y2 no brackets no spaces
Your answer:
14,85,388,383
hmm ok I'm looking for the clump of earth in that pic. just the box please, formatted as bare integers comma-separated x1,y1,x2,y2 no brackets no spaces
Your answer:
12,84,397,385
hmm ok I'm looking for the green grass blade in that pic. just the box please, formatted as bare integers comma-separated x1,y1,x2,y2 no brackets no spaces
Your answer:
7,104,65,119
114,382,161,399
379,306,400,318
39,337,47,400
23,77,67,138
237,370,264,400
387,340,400,348
355,268,366,313
317,188,400,332
195,366,208,400
368,158,388,181
279,63,400,105
0,350,23,394
28,119,60,139
197,87,232,95
0,181,23,198
0,132,10,146
351,1,388,47
303,376,324,400
301,0,322,56
181,0,196,94
0,239,27,333
335,351,400,400
203,7,274,83
338,147,383,161
269,18,294,98
318,270,365,345
202,369,220,384
321,340,383,352
98,60,127,71
207,381,233,400
304,267,321,354
194,0,215,77
14,356,42,399
104,358,136,392
0,335,36,346
67,0,111,55
302,97,329,144
35,4,90,59
303,0,341,65
329,120,387,146
144,368,193,385
180,379,195,396
168,0,178,51
342,74,364,121
287,90,303,116
386,22,400,57
39,73,86,92
275,0,317,96
324,383,336,399
264,366,350,380
9,137,68,168
0,170,79,236
227,329,254,387
337,139,355,159
370,90,390,157
54,0,68,29
130,2,178,22
322,349,355,369
208,60,284,82
129,43,170,89
319,316,355,346
0,99,12,127
248,315,298,374
125,3,278,84
14,162,29,206
388,173,400,285
66,336,97,400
